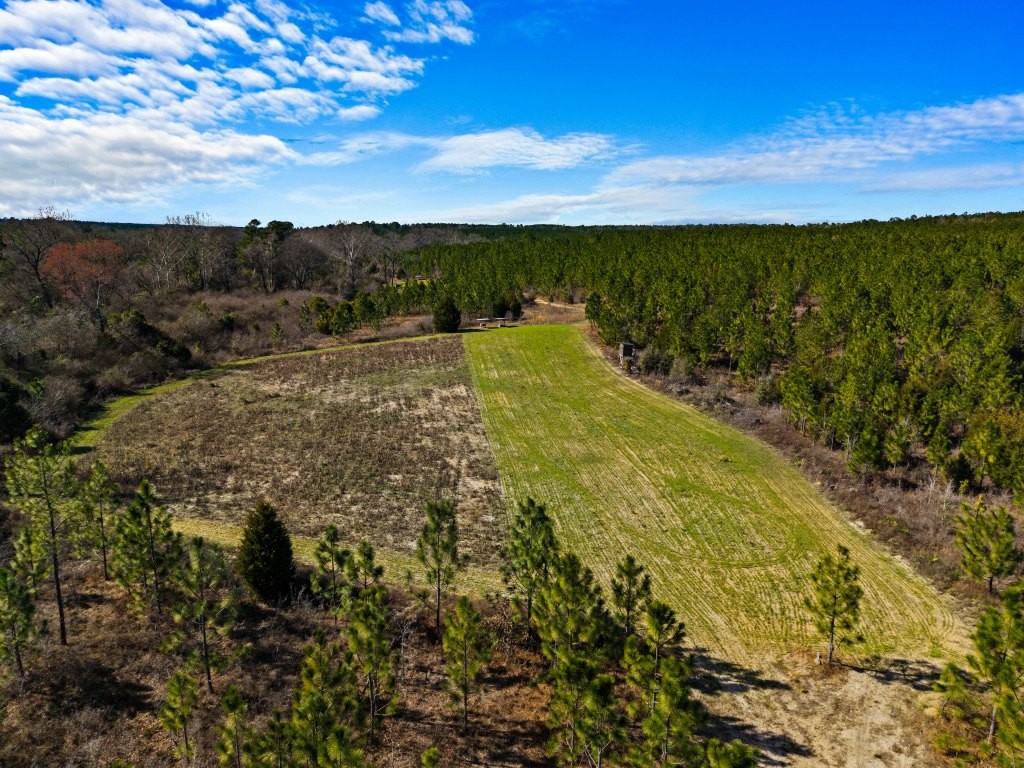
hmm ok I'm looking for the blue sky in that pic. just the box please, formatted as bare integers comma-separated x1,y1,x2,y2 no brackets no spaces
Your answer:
1,0,1023,226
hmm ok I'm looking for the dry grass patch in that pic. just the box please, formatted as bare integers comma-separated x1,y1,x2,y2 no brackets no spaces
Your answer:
94,336,505,571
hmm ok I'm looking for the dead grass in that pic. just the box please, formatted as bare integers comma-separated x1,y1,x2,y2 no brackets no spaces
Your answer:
93,336,506,571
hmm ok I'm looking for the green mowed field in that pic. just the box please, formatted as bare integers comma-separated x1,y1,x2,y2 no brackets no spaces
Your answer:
465,324,962,663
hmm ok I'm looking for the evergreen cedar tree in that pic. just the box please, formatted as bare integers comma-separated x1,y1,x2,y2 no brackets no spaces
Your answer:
237,499,294,602
432,296,461,333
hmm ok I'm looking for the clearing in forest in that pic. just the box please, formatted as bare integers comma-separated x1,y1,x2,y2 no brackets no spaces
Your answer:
464,324,963,663
93,336,506,580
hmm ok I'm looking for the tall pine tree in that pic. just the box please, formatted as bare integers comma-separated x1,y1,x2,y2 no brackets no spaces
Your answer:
442,595,492,729
311,524,350,622
159,668,200,765
415,499,465,633
4,426,79,645
0,566,36,680
113,480,181,614
346,585,397,745
500,497,559,624
165,537,240,693
803,544,863,664
955,496,1021,594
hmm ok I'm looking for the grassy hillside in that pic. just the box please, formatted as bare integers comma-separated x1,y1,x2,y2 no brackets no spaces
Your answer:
465,324,963,663
87,324,965,664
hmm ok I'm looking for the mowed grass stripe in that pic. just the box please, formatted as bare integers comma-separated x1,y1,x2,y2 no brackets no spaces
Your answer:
465,324,964,663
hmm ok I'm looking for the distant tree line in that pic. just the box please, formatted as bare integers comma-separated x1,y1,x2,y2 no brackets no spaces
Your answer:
419,213,1024,493
0,210,483,441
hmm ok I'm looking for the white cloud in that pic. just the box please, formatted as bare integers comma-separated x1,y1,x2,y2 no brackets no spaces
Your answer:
445,93,1024,225
609,93,1024,188
418,128,616,172
363,2,401,26
380,0,475,44
234,87,336,123
0,96,295,217
862,163,1024,192
0,0,472,120
301,127,617,171
0,41,119,81
435,186,801,225
301,131,424,165
337,104,382,121
224,66,277,89
0,0,481,213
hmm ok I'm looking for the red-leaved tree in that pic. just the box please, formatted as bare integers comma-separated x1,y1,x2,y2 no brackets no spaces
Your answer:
41,239,125,329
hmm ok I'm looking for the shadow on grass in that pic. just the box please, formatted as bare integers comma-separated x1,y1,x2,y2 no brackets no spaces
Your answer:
691,649,812,765
41,656,153,716
845,656,943,692
690,648,792,695
704,715,815,765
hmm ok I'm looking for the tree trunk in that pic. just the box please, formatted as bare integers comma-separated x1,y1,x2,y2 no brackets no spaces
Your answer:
145,510,162,614
435,570,442,633
100,512,109,581
462,643,469,729
201,617,213,693
12,627,24,679
49,507,67,645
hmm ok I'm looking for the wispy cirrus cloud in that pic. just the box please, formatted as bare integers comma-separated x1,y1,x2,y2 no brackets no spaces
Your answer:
861,163,1024,192
362,1,475,45
418,128,617,172
433,186,800,225
608,93,1024,188
303,127,619,172
433,93,1024,224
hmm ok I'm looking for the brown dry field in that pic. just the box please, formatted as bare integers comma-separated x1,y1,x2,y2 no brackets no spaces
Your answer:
95,335,505,571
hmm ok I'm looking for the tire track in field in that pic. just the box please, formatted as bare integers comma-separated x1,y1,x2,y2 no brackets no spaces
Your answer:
465,325,967,665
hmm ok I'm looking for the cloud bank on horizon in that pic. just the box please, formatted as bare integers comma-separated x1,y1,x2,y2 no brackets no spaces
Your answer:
1,0,1023,224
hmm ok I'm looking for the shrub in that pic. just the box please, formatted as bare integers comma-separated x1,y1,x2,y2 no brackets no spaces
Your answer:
638,347,673,376
0,378,32,442
432,296,461,333
668,355,695,385
237,499,295,603
754,374,781,405
155,338,191,363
